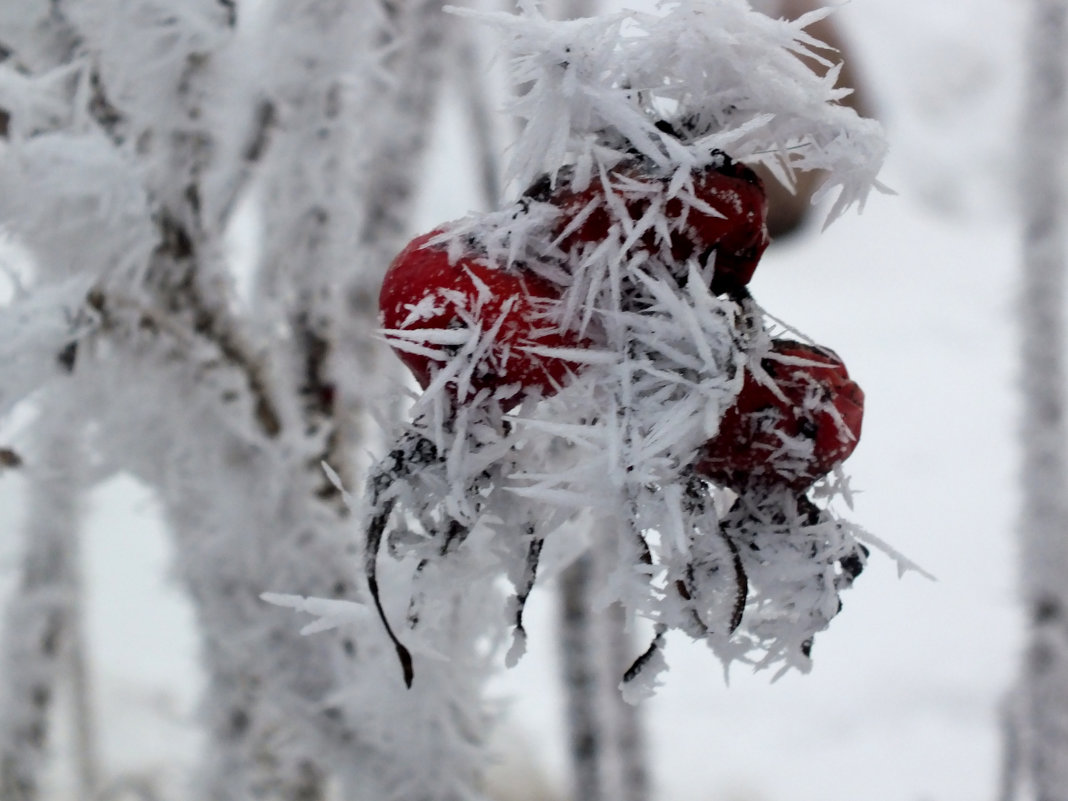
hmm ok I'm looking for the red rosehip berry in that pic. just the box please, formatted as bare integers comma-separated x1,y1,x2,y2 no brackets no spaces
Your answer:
379,229,585,398
670,158,769,295
532,154,768,295
696,340,864,491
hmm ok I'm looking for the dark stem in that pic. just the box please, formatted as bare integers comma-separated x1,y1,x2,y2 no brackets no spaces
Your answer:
365,492,413,688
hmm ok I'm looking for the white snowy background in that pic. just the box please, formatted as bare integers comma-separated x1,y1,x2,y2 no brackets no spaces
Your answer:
0,0,1027,799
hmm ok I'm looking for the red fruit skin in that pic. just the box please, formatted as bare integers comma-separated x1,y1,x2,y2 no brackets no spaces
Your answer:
673,162,770,295
379,230,584,397
539,158,768,295
696,341,864,491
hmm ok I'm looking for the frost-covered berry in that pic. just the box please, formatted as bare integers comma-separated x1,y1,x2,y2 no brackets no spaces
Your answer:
677,157,769,295
696,340,864,490
529,154,768,295
379,228,586,398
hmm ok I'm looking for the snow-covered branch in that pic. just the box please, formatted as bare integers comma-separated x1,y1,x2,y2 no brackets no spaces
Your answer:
1016,0,1068,798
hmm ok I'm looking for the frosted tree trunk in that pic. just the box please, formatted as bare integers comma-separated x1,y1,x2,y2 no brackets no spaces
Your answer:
606,601,649,801
558,556,605,801
0,7,92,798
0,401,91,801
1018,0,1068,799
558,550,649,801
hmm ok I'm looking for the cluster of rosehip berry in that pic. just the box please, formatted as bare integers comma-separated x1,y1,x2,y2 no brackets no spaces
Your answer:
380,151,864,495
372,150,867,684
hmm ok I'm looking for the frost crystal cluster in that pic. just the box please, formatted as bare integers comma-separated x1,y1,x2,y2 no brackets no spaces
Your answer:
362,0,894,698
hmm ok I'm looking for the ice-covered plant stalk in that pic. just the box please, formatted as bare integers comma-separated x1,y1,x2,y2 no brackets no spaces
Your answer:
1013,0,1068,799
0,395,93,801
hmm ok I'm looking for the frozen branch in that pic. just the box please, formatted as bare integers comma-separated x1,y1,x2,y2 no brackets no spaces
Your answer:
998,688,1025,801
252,0,454,503
0,398,90,801
81,276,281,440
605,601,649,801
558,555,607,801
212,97,277,233
558,544,648,801
1017,1,1068,798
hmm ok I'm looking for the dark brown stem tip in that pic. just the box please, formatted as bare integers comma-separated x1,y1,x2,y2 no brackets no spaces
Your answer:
0,447,22,468
368,574,415,688
398,643,414,688
623,628,664,684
